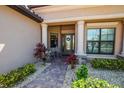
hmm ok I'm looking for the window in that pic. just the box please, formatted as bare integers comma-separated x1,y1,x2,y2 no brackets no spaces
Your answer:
50,33,58,48
87,28,115,54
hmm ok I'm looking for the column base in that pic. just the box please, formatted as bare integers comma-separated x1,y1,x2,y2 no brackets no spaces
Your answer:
116,51,124,59
118,52,124,57
75,53,87,57
75,53,87,64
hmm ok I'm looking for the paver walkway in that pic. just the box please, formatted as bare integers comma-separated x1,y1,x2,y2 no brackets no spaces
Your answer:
23,58,68,88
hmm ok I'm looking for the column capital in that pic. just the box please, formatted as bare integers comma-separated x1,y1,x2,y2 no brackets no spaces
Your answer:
41,23,48,27
77,20,85,25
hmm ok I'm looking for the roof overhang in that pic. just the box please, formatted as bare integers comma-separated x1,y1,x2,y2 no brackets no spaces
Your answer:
7,5,43,23
28,5,50,9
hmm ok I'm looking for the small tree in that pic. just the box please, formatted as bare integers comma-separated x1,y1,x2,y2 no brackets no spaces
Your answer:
34,43,46,62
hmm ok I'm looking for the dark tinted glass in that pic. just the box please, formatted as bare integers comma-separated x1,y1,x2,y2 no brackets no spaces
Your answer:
87,42,99,53
87,28,115,54
50,33,58,48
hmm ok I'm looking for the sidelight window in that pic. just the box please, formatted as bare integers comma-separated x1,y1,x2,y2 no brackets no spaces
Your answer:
50,33,58,48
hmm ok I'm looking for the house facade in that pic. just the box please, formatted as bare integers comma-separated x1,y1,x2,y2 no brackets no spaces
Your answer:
0,5,124,74
0,6,42,73
31,5,124,58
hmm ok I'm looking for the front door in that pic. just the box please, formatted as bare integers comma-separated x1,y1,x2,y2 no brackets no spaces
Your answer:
61,34,75,55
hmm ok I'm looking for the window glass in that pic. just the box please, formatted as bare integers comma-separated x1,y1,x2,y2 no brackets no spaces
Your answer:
101,29,114,41
87,28,115,54
100,42,113,54
87,29,100,41
65,35,71,50
72,35,75,50
87,42,99,53
50,33,58,48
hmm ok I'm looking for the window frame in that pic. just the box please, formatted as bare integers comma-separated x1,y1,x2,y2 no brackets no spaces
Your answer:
50,32,58,48
86,28,116,55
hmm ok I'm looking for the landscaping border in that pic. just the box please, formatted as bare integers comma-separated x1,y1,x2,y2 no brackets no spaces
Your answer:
63,65,81,88
14,62,51,88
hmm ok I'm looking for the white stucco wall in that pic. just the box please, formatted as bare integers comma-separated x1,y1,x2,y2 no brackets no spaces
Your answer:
0,6,41,74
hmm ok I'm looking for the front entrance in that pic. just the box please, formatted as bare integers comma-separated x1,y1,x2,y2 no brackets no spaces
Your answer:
61,34,75,55
48,25,75,55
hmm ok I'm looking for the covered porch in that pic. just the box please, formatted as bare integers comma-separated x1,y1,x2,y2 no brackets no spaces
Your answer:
41,20,124,58
42,21,85,56
32,5,124,58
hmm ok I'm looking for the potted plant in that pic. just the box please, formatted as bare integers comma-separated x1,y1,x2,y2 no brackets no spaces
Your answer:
33,43,46,64
66,54,77,69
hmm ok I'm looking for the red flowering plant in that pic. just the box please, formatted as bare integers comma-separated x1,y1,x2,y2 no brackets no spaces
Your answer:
34,43,46,62
66,54,78,69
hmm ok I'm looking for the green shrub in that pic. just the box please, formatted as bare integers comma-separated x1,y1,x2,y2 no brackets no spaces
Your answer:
71,77,119,88
76,64,88,80
0,64,36,88
91,58,124,70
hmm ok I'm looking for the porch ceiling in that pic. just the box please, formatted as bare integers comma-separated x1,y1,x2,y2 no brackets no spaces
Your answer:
31,5,103,13
28,5,124,23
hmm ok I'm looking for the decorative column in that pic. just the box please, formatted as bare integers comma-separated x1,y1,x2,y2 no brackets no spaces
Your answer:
76,20,86,56
121,24,124,56
42,23,48,48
